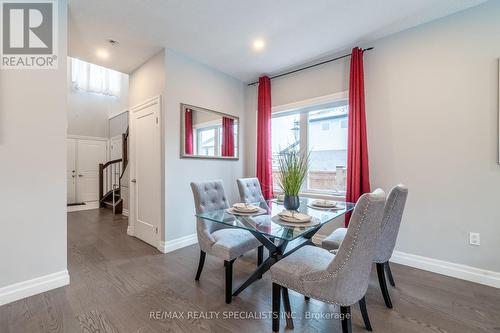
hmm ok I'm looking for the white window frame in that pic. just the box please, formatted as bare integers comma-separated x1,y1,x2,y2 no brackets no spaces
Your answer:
194,122,222,157
272,91,348,200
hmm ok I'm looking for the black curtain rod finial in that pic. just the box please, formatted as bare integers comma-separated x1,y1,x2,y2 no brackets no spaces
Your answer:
248,47,374,86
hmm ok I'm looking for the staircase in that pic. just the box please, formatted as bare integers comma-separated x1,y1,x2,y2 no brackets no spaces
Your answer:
99,128,129,214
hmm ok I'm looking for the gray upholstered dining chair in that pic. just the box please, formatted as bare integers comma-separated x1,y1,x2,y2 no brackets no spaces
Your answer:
236,177,266,204
269,189,386,333
236,177,267,264
322,184,408,309
190,180,262,304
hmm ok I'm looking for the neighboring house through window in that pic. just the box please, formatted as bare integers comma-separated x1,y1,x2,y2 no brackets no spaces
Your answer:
271,93,348,196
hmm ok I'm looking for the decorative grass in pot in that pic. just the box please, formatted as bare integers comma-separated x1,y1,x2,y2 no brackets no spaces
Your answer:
277,150,309,211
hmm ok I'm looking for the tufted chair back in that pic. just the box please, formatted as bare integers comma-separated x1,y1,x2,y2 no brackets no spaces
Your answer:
237,177,267,202
373,185,408,263
302,189,385,305
190,180,230,253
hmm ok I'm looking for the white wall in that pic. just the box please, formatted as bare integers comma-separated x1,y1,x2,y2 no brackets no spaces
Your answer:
67,64,128,138
244,1,500,273
164,49,245,241
0,0,69,301
129,51,166,108
109,111,129,138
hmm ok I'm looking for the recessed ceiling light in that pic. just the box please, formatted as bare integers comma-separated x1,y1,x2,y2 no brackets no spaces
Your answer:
96,49,109,59
252,38,265,51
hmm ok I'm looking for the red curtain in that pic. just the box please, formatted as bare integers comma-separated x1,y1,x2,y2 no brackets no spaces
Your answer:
221,117,234,157
345,47,371,226
256,76,273,199
185,109,193,154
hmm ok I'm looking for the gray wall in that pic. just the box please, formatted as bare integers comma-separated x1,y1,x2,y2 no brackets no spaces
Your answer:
245,0,500,273
164,49,245,241
364,1,500,272
0,0,68,290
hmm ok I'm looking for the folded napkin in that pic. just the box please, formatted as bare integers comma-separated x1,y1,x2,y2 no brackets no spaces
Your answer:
232,203,259,212
278,210,311,222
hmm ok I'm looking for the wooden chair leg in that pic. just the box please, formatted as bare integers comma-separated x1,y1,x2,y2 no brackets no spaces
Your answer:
340,305,352,333
376,263,393,308
224,260,234,304
272,283,281,332
195,250,206,281
282,288,294,329
359,296,373,331
385,261,396,287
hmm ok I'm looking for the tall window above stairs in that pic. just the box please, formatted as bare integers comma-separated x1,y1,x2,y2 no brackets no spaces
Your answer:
70,57,121,97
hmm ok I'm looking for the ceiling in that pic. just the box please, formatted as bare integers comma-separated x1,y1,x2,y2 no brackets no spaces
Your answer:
68,0,487,82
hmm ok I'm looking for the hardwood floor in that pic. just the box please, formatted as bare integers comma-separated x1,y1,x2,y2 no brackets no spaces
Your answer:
1,209,499,332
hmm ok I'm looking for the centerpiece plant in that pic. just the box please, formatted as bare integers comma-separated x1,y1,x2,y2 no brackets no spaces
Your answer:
277,150,309,211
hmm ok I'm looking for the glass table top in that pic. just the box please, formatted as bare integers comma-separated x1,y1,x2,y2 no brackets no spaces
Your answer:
195,197,355,241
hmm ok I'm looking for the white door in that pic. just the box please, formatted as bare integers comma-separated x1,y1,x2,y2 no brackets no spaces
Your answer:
131,97,161,248
77,140,107,203
110,136,123,160
66,139,77,204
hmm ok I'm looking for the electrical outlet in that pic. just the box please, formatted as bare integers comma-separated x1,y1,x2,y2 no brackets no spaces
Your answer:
469,232,480,246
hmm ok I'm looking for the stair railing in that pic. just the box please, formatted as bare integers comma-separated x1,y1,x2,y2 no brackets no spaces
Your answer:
99,158,122,202
98,127,129,212
121,127,129,178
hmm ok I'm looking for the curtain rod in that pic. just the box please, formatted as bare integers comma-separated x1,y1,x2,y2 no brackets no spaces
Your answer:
248,47,374,86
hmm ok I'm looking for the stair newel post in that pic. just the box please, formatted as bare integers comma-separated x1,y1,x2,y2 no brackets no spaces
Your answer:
99,163,104,204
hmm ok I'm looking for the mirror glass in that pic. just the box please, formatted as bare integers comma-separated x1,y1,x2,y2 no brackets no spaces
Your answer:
181,104,239,159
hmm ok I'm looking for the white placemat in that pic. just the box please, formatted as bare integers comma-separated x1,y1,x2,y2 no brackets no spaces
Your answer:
226,207,268,216
307,204,344,211
271,215,320,227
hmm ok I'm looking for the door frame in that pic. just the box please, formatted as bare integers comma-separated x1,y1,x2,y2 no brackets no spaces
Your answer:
67,135,109,211
128,96,163,252
67,138,77,205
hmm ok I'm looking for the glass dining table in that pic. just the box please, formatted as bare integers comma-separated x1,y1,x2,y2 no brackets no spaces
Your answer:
195,197,355,297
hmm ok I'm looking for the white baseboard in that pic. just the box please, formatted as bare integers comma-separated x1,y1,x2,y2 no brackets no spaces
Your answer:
67,201,99,212
311,234,500,289
391,251,500,289
0,270,70,306
127,225,134,236
122,209,129,217
158,233,197,254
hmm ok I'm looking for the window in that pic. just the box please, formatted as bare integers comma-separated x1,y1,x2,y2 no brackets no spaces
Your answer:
196,126,219,156
70,57,121,97
194,122,237,157
271,96,348,196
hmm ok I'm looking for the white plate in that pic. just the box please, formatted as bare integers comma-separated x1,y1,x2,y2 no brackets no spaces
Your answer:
272,216,319,227
307,204,343,211
278,211,312,223
226,207,267,216
311,199,337,208
232,203,259,213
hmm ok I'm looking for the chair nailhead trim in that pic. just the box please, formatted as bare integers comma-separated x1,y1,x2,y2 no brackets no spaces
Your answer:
271,196,380,306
